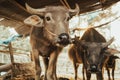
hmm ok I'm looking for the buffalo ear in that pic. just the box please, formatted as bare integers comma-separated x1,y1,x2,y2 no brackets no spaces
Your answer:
104,48,120,56
24,15,43,27
105,48,120,54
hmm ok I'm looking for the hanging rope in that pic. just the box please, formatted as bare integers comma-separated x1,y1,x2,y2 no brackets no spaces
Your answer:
60,0,71,9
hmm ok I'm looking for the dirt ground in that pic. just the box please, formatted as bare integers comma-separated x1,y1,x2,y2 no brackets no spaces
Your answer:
0,47,120,80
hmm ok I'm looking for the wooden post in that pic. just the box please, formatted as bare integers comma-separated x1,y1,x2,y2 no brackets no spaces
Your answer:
9,43,14,64
8,42,15,79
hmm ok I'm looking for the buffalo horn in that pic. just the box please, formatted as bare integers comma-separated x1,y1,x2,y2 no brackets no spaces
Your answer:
101,37,114,48
25,3,46,15
69,4,80,15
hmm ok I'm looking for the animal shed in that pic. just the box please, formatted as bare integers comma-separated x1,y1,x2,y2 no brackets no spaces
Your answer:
0,0,120,80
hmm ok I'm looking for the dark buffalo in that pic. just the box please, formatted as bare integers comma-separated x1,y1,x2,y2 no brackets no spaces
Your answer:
23,3,79,80
69,28,119,80
105,55,119,80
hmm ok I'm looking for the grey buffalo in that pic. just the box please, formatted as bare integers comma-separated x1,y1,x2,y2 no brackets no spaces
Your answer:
69,28,119,80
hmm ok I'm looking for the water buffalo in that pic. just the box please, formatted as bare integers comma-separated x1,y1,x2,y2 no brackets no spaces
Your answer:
69,28,118,80
68,36,85,80
105,55,119,80
23,3,79,80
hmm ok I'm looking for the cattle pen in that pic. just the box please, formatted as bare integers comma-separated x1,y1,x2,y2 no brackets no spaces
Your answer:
0,0,120,80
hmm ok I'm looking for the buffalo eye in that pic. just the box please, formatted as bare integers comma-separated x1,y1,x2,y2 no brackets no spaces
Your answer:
84,49,89,56
46,16,51,21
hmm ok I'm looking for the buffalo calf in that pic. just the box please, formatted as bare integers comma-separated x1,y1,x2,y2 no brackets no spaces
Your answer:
68,36,85,80
105,55,119,80
24,3,79,80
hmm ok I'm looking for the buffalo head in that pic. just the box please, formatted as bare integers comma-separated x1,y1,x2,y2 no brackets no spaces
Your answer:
24,3,79,46
79,37,118,73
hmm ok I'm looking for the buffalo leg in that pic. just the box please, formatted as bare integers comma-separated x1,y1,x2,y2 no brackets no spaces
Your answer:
86,71,91,80
47,52,58,80
33,49,41,80
42,57,49,80
96,72,103,80
106,68,111,80
82,65,85,80
53,62,57,80
112,64,115,80
73,62,79,80
112,69,115,80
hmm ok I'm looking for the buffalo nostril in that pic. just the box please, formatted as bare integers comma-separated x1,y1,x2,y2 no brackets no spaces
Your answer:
59,33,69,40
91,65,96,69
60,35,67,40
90,65,97,73
57,33,70,46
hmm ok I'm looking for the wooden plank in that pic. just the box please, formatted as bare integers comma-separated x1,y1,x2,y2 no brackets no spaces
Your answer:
0,50,9,53
0,63,12,72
